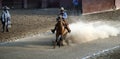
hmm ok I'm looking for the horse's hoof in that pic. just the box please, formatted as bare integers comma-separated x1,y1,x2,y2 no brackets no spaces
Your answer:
53,46,56,49
59,44,61,48
59,46,61,48
53,41,57,49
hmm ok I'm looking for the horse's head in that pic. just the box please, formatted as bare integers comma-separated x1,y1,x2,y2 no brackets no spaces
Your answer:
58,15,63,25
58,15,63,26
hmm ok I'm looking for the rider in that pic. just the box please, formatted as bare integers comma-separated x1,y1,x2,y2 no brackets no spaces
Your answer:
51,7,71,33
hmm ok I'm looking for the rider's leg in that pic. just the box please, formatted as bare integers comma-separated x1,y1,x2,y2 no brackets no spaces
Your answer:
63,20,71,33
2,22,5,32
6,19,9,32
6,24,9,32
66,24,71,33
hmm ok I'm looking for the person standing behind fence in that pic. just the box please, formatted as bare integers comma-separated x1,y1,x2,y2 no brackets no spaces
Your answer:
72,0,82,15
1,6,11,32
72,0,79,15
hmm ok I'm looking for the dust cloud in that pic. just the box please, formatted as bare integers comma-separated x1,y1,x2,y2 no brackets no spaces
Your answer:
4,20,120,45
67,21,120,44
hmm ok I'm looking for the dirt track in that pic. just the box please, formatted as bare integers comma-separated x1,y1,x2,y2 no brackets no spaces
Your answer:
0,31,120,59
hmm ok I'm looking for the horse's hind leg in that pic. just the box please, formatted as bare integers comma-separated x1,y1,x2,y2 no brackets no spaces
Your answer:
64,32,69,45
65,39,69,46
63,36,69,46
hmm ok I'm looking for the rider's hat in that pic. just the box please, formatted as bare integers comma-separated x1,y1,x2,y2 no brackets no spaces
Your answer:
2,6,10,10
60,7,64,11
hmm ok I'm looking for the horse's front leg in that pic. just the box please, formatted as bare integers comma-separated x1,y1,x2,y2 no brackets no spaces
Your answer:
53,34,59,49
59,35,63,47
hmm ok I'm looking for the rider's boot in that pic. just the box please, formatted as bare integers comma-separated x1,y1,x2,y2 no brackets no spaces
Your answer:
63,20,71,33
51,29,55,34
51,25,57,34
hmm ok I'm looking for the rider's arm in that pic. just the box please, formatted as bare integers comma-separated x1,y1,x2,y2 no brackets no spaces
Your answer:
7,10,11,19
1,11,5,22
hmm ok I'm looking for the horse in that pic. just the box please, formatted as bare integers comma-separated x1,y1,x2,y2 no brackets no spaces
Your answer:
53,17,69,48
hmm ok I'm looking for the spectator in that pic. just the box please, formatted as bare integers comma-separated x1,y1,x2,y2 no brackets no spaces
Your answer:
1,6,11,32
72,0,82,15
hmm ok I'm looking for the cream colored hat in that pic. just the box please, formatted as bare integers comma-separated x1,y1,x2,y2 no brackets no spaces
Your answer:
60,7,64,10
2,6,10,10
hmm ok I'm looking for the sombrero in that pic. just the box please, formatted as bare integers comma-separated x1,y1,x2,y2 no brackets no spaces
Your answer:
60,7,64,10
2,6,10,10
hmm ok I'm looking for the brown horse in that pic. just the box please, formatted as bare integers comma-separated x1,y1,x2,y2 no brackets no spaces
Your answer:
53,17,69,48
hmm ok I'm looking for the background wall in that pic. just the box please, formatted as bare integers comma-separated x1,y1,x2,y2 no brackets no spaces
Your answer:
0,0,120,14
115,0,120,9
82,0,115,13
